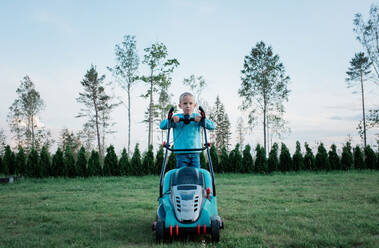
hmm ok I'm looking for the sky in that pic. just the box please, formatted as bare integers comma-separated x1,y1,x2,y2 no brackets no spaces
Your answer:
0,0,378,154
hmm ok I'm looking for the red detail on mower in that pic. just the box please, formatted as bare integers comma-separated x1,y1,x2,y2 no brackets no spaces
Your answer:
197,224,200,235
175,224,179,236
203,224,206,235
163,141,166,147
169,225,172,237
152,221,157,231
168,113,173,119
207,187,211,200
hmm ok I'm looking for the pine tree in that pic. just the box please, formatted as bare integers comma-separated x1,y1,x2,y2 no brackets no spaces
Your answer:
0,156,2,175
292,141,304,171
27,148,39,177
268,143,279,173
2,145,13,175
103,145,118,176
228,149,235,172
39,146,50,177
328,144,340,170
364,145,376,169
210,145,219,173
304,143,315,170
64,145,76,177
131,144,142,175
315,143,330,171
119,148,129,176
155,146,164,175
52,148,64,177
242,144,254,173
353,145,365,169
15,146,26,176
341,142,353,170
88,150,101,176
279,143,292,172
76,147,87,177
254,144,267,173
219,146,229,173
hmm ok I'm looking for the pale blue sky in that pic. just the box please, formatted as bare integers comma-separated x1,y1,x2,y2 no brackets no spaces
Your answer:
0,0,378,153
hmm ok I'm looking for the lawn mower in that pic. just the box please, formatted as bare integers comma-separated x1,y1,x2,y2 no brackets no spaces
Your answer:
152,106,224,242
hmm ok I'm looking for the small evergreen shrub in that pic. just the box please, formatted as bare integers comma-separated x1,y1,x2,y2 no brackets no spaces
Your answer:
242,144,254,173
328,144,340,170
341,142,353,170
353,145,365,170
268,143,279,173
292,141,304,171
279,143,292,172
119,148,129,176
315,143,330,171
304,143,315,170
364,145,376,169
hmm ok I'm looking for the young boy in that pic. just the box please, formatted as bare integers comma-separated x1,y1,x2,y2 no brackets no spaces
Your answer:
160,92,215,168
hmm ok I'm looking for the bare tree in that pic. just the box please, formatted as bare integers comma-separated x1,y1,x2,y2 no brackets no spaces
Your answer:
108,35,139,154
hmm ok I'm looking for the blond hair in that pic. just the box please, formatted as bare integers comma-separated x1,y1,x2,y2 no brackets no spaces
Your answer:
179,92,194,103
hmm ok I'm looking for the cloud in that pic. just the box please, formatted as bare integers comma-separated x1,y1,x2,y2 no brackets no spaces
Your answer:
330,114,361,121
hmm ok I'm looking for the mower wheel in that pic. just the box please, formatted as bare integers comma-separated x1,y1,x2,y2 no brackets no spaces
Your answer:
156,221,164,243
211,219,220,242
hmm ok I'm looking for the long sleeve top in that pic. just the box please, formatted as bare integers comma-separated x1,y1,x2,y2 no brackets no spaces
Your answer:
159,113,215,153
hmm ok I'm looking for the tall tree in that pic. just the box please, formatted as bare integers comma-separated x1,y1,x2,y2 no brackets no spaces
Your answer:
141,42,179,147
0,128,6,156
76,65,115,160
87,150,101,176
354,3,379,82
346,52,372,147
236,117,246,150
59,128,82,155
239,41,290,153
353,145,365,169
7,75,48,151
210,96,232,152
183,74,207,107
64,145,76,177
108,35,139,154
103,145,118,176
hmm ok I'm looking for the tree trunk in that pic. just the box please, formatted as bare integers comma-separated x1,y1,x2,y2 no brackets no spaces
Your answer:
360,72,367,147
31,115,35,149
263,97,267,155
148,71,154,147
94,101,102,161
128,83,131,155
266,114,270,153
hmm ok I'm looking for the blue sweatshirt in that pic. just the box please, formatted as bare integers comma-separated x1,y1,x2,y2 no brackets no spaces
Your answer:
159,113,215,153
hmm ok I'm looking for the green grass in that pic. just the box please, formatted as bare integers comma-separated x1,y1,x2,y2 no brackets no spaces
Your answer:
0,171,378,248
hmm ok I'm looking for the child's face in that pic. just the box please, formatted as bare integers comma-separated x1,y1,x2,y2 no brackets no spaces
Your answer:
179,95,196,115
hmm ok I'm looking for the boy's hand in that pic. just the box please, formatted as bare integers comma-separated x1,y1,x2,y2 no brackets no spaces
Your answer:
173,116,180,123
194,115,202,122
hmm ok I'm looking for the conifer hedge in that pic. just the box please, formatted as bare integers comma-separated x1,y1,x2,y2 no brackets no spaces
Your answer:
1,141,377,178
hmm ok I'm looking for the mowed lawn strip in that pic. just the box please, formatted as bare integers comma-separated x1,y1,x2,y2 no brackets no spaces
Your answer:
0,171,378,248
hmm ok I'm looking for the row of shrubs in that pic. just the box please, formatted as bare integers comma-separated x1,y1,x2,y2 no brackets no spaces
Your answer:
0,141,378,178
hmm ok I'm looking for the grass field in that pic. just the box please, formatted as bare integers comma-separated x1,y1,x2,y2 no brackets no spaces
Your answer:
0,171,378,248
